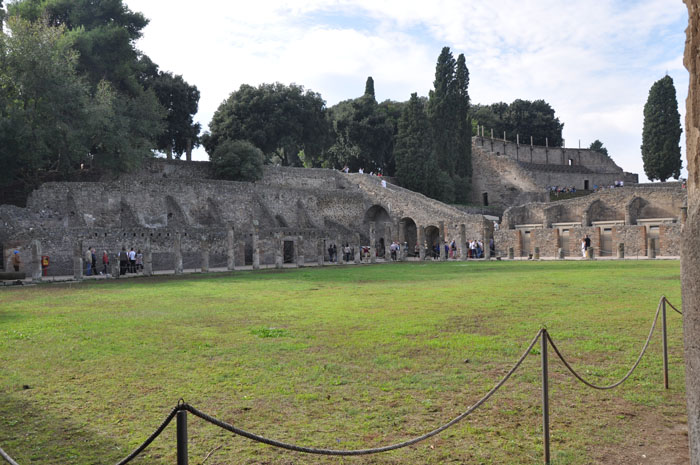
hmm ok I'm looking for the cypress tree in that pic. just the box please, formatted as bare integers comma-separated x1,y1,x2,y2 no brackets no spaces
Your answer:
428,47,457,174
364,76,375,100
394,93,441,198
455,54,472,198
641,75,683,181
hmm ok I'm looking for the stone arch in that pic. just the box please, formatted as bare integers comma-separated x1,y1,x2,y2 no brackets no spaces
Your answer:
165,195,189,226
544,204,578,227
424,225,440,258
119,198,139,228
400,217,418,255
364,205,391,251
583,199,623,226
625,196,647,225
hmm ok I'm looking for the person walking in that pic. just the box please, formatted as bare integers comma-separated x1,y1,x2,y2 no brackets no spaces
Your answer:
128,248,136,273
91,248,97,275
11,251,20,272
102,250,109,275
119,247,128,275
85,247,93,276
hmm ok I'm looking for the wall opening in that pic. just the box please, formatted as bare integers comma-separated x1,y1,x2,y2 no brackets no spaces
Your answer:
482,192,489,206
584,180,589,190
283,241,295,264
560,229,569,256
522,231,531,257
601,228,612,256
568,158,574,166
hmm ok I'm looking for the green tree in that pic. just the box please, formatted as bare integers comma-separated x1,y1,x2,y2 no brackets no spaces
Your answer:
326,79,394,173
204,82,329,167
428,47,458,174
471,99,563,146
454,53,472,198
0,17,93,194
641,75,683,181
210,139,264,182
364,76,375,99
394,93,442,199
589,140,608,156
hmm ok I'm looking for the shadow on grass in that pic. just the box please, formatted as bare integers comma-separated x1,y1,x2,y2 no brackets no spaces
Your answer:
0,391,159,465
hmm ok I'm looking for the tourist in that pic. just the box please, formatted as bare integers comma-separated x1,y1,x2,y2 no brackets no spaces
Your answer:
581,238,586,258
470,239,477,258
414,243,420,256
327,243,334,262
128,248,136,273
102,250,109,275
136,250,143,272
91,248,97,275
344,243,351,262
119,247,128,275
358,168,364,174
11,250,20,272
489,238,495,256
85,246,93,276
477,240,483,258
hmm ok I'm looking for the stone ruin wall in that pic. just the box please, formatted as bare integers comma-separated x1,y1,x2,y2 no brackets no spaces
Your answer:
0,159,489,276
470,137,639,211
494,185,687,258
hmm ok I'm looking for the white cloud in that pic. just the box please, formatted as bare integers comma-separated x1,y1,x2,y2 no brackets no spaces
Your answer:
125,0,689,181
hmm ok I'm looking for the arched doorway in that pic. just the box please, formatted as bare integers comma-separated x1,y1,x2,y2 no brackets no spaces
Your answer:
425,225,440,259
364,205,391,252
400,217,418,256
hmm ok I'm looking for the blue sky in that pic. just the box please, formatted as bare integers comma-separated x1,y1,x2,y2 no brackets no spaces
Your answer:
126,0,690,182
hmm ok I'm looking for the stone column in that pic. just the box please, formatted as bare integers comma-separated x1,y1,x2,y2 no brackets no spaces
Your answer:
31,240,42,283
459,224,467,261
144,237,153,277
369,222,376,264
275,233,283,269
200,237,210,273
354,233,361,264
227,226,235,271
317,238,324,266
508,247,514,260
337,236,345,264
485,240,491,260
174,232,183,274
297,236,305,267
617,242,625,259
73,240,84,280
439,221,446,261
251,222,261,270
418,226,426,261
648,239,656,259
398,220,406,245
385,222,392,260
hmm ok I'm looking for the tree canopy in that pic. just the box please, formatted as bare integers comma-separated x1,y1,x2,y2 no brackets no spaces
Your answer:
203,83,329,167
210,139,264,182
471,99,564,147
589,140,609,157
641,75,683,182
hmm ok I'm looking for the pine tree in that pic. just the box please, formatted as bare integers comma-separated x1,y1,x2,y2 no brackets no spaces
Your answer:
641,75,683,181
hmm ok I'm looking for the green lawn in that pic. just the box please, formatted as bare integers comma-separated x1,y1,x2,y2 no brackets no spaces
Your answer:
0,260,685,464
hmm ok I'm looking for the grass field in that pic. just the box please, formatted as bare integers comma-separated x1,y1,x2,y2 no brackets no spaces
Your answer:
0,260,686,464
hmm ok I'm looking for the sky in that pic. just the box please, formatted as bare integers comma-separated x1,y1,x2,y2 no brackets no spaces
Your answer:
125,0,690,182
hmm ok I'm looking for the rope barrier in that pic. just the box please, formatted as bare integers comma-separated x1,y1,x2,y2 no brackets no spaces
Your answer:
114,405,180,465
0,447,19,465
183,329,544,456
0,295,684,464
546,298,662,390
665,296,683,315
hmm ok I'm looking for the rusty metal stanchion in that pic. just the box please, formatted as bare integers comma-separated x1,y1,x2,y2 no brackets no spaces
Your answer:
177,409,188,465
541,329,551,464
662,297,669,389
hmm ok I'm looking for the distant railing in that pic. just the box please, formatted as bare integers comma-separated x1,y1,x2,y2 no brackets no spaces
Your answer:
0,296,682,465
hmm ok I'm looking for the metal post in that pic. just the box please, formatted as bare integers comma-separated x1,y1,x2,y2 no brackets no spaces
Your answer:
662,297,669,389
177,410,188,465
541,330,551,464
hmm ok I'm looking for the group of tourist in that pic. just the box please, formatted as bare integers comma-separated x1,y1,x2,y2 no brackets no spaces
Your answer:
580,234,591,258
83,246,143,276
84,247,109,276
549,186,577,196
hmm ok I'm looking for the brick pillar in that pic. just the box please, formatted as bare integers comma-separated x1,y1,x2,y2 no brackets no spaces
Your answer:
200,238,210,273
73,239,84,280
252,221,260,270
275,233,283,269
174,233,183,274
417,226,426,261
144,237,153,277
439,221,446,261
641,226,648,257
354,233,361,264
398,221,406,261
460,224,467,261
369,222,376,264
31,240,42,283
595,227,602,256
227,226,235,271
297,235,305,267
317,238,324,266
516,230,522,257
385,222,392,260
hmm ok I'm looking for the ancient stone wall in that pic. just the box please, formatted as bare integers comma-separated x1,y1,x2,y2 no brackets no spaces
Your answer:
1,162,488,276
683,2,700,462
